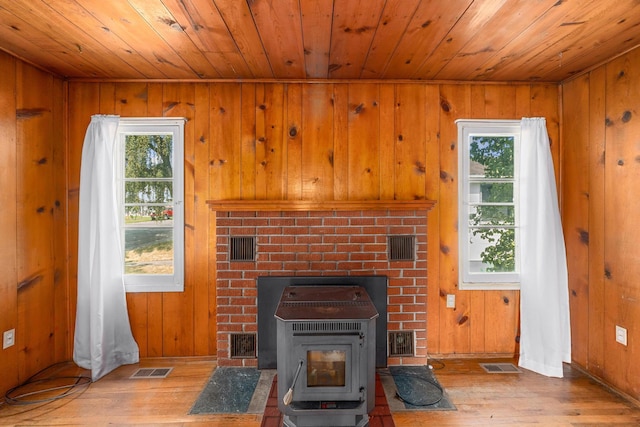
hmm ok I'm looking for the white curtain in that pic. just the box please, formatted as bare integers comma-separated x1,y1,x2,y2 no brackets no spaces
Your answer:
73,115,139,382
518,117,571,377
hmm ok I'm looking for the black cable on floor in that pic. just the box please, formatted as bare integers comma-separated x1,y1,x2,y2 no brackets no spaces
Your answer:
3,362,91,406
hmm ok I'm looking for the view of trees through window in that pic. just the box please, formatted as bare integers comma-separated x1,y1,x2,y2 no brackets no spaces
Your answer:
468,135,516,273
123,134,174,275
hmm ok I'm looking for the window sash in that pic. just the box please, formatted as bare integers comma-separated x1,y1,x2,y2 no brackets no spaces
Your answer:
117,118,185,293
457,120,521,290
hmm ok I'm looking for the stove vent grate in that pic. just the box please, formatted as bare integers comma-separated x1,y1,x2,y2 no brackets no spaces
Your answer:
281,300,368,308
292,321,362,333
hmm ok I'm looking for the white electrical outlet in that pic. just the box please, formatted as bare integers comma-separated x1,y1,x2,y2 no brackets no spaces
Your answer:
615,325,627,346
3,329,15,349
446,294,456,308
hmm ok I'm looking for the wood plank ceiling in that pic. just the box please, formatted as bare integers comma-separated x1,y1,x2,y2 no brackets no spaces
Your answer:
1,0,640,82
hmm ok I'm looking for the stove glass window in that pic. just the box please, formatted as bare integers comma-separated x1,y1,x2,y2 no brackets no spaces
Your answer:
307,350,346,387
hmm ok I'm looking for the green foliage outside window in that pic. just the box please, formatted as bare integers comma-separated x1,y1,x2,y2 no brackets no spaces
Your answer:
124,134,173,219
469,136,516,272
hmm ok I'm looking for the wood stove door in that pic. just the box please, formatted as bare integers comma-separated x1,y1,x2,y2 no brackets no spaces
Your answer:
291,334,362,402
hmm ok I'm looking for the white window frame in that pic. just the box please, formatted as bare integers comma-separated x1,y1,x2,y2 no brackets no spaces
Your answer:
456,119,521,290
117,117,185,293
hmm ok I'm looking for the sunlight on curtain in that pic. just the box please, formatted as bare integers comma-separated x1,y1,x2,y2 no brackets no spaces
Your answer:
73,115,139,382
518,117,571,378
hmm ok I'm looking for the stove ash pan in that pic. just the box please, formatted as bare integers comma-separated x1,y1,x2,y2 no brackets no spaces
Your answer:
275,286,378,427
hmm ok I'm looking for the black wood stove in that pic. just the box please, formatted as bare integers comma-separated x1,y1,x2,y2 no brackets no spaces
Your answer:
275,285,378,427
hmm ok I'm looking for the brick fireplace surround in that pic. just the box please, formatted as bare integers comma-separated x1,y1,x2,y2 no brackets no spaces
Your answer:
213,202,431,367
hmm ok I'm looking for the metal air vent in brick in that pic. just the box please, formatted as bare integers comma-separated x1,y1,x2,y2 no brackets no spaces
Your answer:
479,363,521,373
388,235,416,261
230,236,255,261
230,333,256,358
130,367,173,379
388,331,415,357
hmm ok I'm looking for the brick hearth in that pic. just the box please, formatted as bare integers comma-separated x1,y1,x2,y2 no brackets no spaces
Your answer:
215,208,428,366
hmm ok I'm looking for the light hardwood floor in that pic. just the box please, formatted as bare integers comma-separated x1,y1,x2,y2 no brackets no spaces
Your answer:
0,357,638,426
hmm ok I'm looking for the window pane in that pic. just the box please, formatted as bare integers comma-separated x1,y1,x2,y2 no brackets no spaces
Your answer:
125,134,174,178
124,227,174,274
125,181,173,204
468,227,515,273
469,136,514,178
469,205,515,226
469,182,513,203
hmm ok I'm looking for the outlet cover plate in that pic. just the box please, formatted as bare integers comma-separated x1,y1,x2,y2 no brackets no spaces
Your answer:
615,325,627,346
446,294,456,308
3,329,15,349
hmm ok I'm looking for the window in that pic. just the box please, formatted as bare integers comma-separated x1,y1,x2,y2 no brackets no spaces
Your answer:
117,118,185,292
457,120,520,290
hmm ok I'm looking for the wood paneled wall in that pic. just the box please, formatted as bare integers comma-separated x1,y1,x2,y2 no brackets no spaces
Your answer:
66,80,559,361
562,47,640,400
0,51,67,395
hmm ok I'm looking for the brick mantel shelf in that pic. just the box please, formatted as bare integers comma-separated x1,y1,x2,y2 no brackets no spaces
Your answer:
207,199,436,212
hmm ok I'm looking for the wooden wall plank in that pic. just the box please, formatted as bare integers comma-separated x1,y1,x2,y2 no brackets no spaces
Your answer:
561,75,591,366
603,50,640,395
0,51,19,395
301,84,334,200
437,84,470,354
193,84,211,356
285,84,303,199
347,83,380,200
240,83,257,199
394,84,426,200
16,62,56,379
378,84,396,200
332,84,349,200
587,66,606,378
255,83,286,200
52,77,68,362
161,83,196,357
210,84,242,200
424,84,441,353
531,84,561,178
